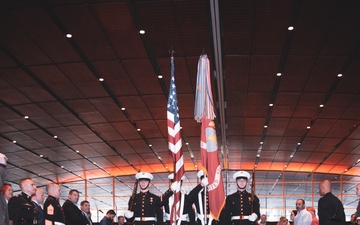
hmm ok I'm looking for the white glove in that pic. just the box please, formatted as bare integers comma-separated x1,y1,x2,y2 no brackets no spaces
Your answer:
0,153,8,165
248,213,258,222
124,210,134,219
171,181,181,192
201,177,208,186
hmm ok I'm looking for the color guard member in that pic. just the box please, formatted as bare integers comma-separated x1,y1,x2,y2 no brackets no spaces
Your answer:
222,171,260,225
124,172,163,225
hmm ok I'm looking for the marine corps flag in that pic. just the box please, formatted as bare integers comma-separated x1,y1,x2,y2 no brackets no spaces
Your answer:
194,54,225,220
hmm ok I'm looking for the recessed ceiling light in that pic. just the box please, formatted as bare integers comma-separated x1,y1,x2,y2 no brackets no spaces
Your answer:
137,128,141,131
269,103,273,107
288,26,294,31
24,116,29,119
185,142,189,145
99,78,104,82
121,107,125,111
284,165,288,168
158,75,163,79
264,125,268,128
256,154,260,157
12,140,16,143
276,73,282,76
61,166,64,168
290,155,293,158
107,171,110,174
297,142,301,145
139,30,145,34
260,142,263,145
319,104,324,108
158,156,162,160
93,162,97,165
307,126,311,129
40,155,43,158
148,144,152,147
66,33,72,38
54,135,58,139
337,74,343,77
76,150,80,153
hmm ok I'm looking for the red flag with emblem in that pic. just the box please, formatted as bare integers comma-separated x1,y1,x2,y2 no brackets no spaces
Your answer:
195,54,225,220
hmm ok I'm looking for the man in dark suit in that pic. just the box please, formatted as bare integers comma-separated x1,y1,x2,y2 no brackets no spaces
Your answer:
32,188,45,225
99,210,116,225
44,183,65,225
62,189,89,225
355,183,360,219
80,200,92,225
8,178,37,225
318,180,345,225
0,153,9,225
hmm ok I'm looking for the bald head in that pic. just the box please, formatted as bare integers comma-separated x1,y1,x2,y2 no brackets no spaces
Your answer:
46,183,61,199
319,180,332,196
32,188,45,204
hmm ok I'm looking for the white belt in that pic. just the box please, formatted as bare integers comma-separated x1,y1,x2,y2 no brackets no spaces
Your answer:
231,216,249,220
180,214,189,222
164,213,189,222
134,217,157,222
197,214,211,220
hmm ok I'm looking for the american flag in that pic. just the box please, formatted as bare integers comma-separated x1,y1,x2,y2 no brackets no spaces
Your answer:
167,55,184,225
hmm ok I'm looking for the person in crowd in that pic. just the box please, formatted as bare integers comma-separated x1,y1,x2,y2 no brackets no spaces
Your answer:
124,172,163,225
62,189,89,225
222,171,260,225
80,200,92,225
32,188,45,225
162,173,194,225
1,183,13,204
118,215,125,225
318,180,345,225
43,183,65,225
356,183,360,218
277,216,290,225
0,153,9,225
8,178,37,225
258,214,267,225
99,210,116,225
294,199,312,225
290,210,298,225
350,214,356,225
306,207,319,225
187,170,212,225
356,217,360,225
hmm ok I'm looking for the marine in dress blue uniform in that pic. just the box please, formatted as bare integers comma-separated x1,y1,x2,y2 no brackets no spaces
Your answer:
222,171,260,225
8,178,37,225
125,172,163,225
43,183,65,225
162,174,194,225
187,170,216,225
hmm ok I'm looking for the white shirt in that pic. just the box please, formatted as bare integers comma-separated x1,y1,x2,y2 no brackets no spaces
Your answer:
294,209,312,225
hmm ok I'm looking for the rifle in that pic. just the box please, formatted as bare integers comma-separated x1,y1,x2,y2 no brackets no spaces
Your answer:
128,178,139,211
250,170,255,214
